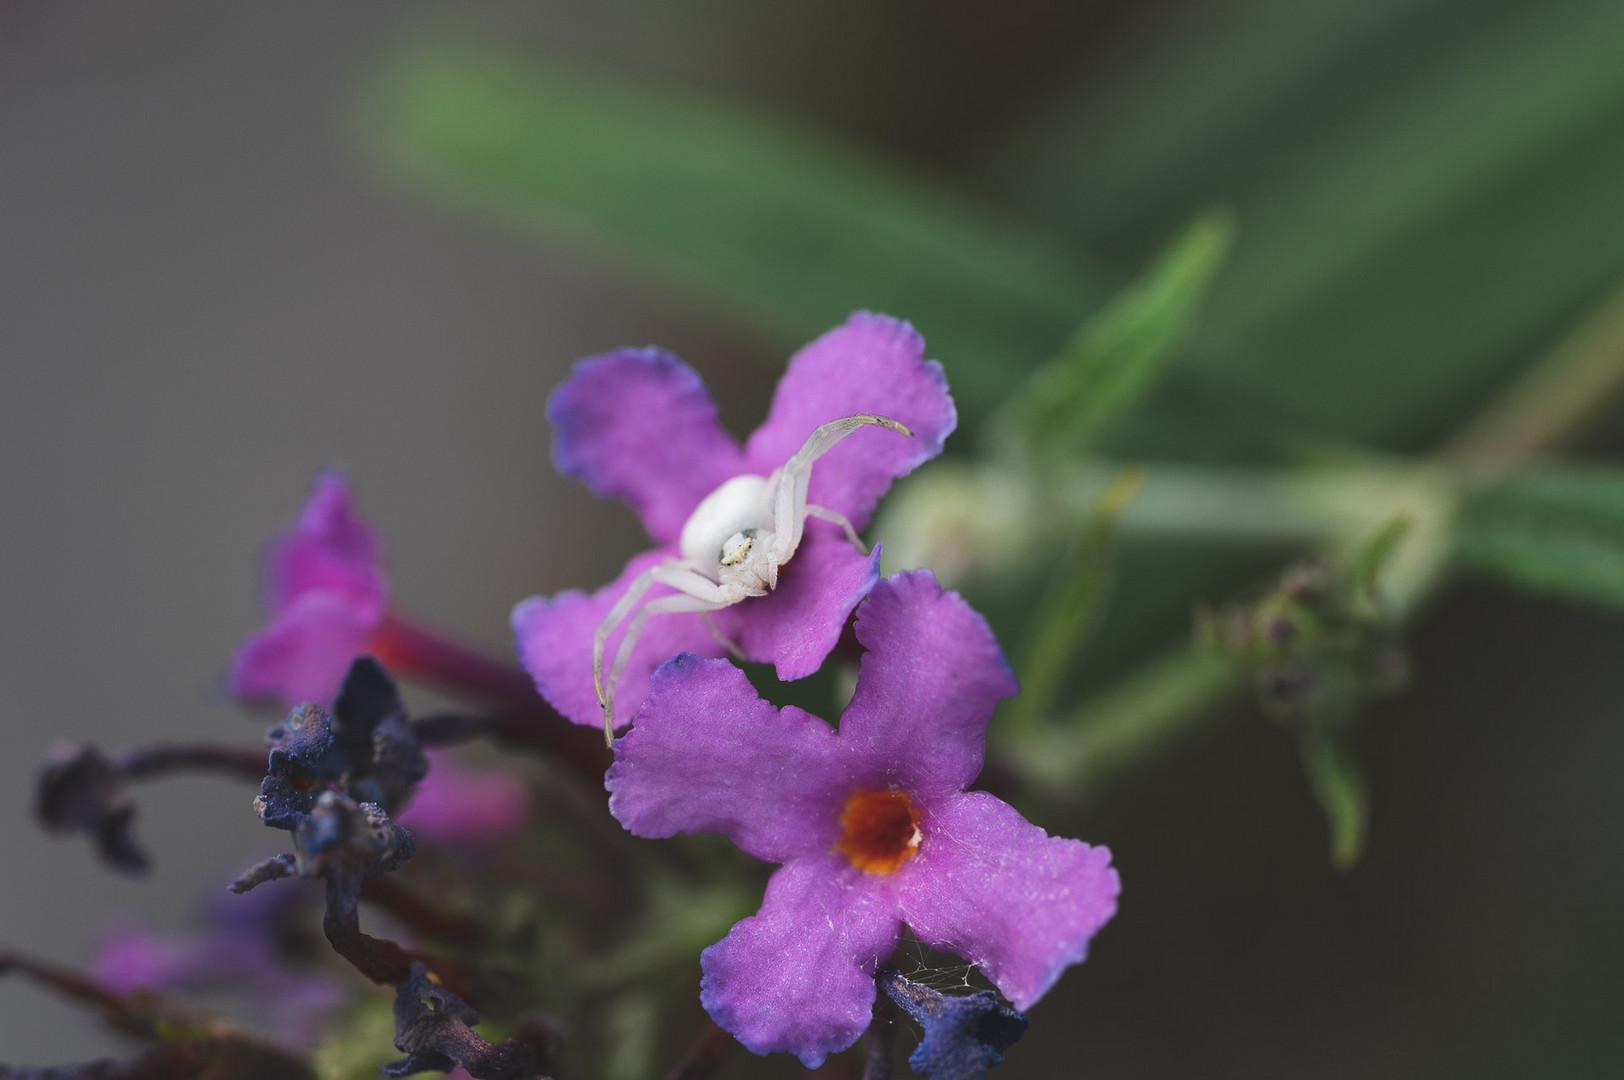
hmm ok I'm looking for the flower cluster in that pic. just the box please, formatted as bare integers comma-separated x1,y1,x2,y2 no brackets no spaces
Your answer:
19,312,1118,1080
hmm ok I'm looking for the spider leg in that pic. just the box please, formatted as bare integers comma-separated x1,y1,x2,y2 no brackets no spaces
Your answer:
595,562,748,743
701,611,747,660
804,503,867,554
593,566,657,712
649,561,760,599
600,585,744,744
769,414,912,566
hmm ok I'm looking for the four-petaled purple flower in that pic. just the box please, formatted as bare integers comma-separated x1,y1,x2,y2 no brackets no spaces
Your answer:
606,570,1120,1067
512,312,957,731
231,472,389,708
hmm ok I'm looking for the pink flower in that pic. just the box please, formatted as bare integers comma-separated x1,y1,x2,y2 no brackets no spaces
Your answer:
93,888,346,1049
231,474,538,712
606,571,1120,1066
396,751,532,845
230,473,388,707
513,313,957,730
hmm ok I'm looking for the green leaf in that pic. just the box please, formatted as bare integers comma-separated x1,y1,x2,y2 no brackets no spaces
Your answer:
990,213,1233,457
1456,467,1624,610
1010,467,1144,732
1350,516,1413,596
990,0,1624,449
1301,732,1370,871
359,33,1109,412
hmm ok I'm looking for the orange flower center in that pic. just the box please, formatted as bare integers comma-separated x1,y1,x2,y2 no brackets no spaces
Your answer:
837,788,922,875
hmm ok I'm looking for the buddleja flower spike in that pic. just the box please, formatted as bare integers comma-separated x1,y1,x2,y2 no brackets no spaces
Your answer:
607,570,1120,1066
514,312,956,743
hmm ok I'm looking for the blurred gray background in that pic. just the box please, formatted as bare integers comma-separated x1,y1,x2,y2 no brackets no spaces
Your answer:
0,2,754,1062
4,3,1624,1076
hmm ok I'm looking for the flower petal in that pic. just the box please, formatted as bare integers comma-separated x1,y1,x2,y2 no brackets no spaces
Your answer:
511,549,721,730
700,852,902,1068
744,313,956,531
718,529,881,682
230,591,384,707
550,348,746,545
396,751,532,845
267,472,387,613
838,571,1017,799
898,792,1119,1011
607,655,850,862
93,923,207,993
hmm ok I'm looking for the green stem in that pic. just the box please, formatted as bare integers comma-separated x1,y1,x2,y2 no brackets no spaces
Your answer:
1440,282,1624,472
1002,649,1241,798
1000,277,1624,801
1010,468,1143,733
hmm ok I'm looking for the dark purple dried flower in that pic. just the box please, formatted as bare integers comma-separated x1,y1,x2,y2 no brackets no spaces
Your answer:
233,787,417,985
264,659,427,818
34,741,266,874
878,965,1027,1080
383,962,537,1080
33,744,146,874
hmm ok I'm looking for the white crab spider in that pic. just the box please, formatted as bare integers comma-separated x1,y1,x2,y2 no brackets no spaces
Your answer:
593,413,913,742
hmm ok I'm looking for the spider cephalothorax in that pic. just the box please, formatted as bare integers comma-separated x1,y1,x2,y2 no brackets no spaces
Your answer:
593,413,911,741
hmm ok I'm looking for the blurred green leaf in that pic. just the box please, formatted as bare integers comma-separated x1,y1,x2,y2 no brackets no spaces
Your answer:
992,0,1624,449
991,213,1233,457
1350,516,1413,596
1456,468,1624,609
1011,467,1143,732
1301,732,1369,871
360,34,1109,411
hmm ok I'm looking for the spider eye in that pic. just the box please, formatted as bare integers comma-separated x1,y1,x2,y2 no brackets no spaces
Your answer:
719,530,756,566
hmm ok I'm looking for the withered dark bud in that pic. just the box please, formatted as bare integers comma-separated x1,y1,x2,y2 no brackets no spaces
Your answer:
877,964,1027,1080
34,743,147,874
384,962,539,1080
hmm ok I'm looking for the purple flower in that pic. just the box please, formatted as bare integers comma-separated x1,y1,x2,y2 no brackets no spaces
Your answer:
513,312,956,730
231,472,390,708
606,570,1120,1067
92,888,346,1048
396,750,532,845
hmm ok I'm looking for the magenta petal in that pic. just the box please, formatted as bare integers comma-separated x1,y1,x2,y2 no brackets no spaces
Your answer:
230,591,383,707
93,924,200,993
397,751,532,844
701,852,902,1067
839,571,1017,798
718,529,881,682
550,349,747,545
899,792,1119,1011
743,313,956,531
267,472,387,613
608,655,850,862
511,549,722,729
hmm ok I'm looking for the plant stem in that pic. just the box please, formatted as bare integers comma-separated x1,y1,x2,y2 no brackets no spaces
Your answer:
1006,276,1624,801
1005,649,1241,799
371,611,543,713
1440,282,1624,472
